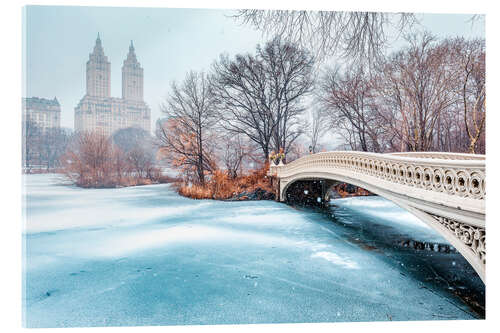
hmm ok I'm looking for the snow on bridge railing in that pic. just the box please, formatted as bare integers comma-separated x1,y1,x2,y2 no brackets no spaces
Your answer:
270,151,485,201
389,152,485,160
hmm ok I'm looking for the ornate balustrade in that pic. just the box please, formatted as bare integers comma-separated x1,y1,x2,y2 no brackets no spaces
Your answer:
271,151,485,201
269,151,486,282
389,151,485,160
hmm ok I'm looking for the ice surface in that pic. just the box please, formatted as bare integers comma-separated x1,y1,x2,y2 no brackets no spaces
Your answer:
23,174,480,327
329,196,446,243
311,251,360,269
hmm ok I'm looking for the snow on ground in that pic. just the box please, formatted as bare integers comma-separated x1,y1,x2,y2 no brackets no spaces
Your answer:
23,174,479,327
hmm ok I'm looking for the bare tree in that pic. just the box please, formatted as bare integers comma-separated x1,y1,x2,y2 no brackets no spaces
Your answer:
314,34,485,154
113,127,156,178
157,71,217,185
319,64,383,152
62,130,164,187
22,117,71,172
306,108,328,153
22,118,41,172
219,134,251,178
62,132,115,187
286,142,307,162
211,53,272,159
233,10,417,64
39,127,72,171
376,33,458,152
112,145,129,184
450,38,485,153
211,37,314,160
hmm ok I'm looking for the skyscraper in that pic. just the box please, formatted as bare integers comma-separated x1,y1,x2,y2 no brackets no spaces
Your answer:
122,41,143,102
74,34,151,136
86,33,111,98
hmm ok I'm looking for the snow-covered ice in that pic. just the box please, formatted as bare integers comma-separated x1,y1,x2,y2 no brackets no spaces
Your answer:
23,174,482,327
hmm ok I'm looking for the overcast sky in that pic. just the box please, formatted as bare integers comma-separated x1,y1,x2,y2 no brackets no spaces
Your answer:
23,6,485,130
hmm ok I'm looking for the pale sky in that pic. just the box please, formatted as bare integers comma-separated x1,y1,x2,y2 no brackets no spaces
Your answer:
23,6,485,131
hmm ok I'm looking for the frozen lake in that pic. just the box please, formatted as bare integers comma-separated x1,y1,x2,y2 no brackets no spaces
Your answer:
22,174,484,327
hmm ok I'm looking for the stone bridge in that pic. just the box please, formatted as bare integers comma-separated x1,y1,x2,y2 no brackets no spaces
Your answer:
268,151,486,282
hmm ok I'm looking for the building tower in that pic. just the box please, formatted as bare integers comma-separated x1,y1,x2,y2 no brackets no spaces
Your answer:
121,40,144,101
75,35,150,136
86,33,111,97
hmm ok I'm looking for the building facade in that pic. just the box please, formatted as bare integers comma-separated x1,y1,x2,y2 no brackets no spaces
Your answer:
22,96,61,131
75,34,151,136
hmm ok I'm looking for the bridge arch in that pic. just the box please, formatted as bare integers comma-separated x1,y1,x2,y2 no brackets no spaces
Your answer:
270,152,486,282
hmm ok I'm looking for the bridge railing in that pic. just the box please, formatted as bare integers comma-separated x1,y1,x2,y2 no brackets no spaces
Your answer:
388,152,485,160
270,151,485,201
271,151,486,282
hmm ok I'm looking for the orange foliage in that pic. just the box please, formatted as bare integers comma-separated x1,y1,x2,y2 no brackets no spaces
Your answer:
177,165,273,200
333,183,372,198
157,117,215,185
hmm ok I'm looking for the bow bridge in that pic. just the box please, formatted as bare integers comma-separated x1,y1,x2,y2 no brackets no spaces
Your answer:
268,151,486,282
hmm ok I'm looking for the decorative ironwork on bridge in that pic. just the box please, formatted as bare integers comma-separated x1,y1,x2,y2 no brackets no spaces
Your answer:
269,151,486,282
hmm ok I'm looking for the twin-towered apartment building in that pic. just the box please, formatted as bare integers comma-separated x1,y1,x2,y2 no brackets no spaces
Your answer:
24,34,151,136
74,34,151,136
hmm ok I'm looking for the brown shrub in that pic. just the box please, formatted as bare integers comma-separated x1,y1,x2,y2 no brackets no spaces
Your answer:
177,166,273,200
61,131,175,188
